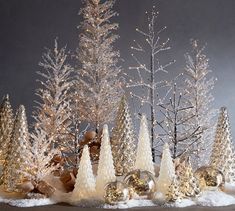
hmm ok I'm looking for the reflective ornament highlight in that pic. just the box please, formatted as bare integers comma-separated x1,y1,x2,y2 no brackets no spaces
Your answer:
124,169,156,197
104,181,130,205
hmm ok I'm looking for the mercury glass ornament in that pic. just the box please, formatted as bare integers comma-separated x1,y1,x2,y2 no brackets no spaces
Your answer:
194,166,225,190
124,169,156,197
104,181,130,205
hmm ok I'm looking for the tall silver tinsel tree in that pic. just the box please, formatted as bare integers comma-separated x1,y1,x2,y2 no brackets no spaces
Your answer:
183,40,217,167
34,39,73,153
75,0,123,132
2,105,30,192
111,96,136,176
127,6,174,161
0,95,14,171
210,107,235,183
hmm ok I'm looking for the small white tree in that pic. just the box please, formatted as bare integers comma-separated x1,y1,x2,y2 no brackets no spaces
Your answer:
96,125,116,198
156,143,176,197
135,114,154,175
72,145,96,201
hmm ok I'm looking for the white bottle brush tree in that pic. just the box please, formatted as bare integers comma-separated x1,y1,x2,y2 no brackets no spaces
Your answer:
72,145,96,202
210,107,235,183
96,125,116,198
135,114,155,175
156,143,176,198
75,0,123,132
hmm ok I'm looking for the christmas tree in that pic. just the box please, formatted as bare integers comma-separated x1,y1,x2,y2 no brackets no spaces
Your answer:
2,105,30,192
22,126,59,185
0,95,14,170
34,39,73,153
166,177,182,202
179,160,200,197
156,143,176,196
111,96,136,176
127,6,174,160
135,114,154,175
183,40,217,167
96,125,116,198
75,0,123,132
72,145,96,201
210,107,235,183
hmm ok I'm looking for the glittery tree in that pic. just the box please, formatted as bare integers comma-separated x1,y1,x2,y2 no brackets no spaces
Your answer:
166,177,182,202
111,96,136,176
75,0,123,132
183,40,217,167
96,125,116,198
0,95,14,171
127,6,174,161
72,145,96,201
156,143,176,197
179,160,200,197
210,107,235,183
135,114,154,175
2,105,30,192
34,39,73,153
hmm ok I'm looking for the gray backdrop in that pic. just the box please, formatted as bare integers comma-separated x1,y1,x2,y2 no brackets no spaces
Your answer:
0,0,235,135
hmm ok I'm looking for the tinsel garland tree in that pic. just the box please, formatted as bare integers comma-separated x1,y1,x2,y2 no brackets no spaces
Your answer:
135,114,154,175
22,126,59,185
179,160,200,197
75,0,123,132
96,125,116,198
111,96,136,176
0,95,14,172
210,107,235,183
72,145,96,201
34,39,73,153
183,40,217,167
2,105,30,192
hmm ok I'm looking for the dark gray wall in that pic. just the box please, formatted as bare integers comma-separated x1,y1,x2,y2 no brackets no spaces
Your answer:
0,0,235,135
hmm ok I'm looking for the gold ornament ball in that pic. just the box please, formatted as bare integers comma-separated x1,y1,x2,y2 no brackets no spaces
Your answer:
124,169,156,197
104,181,130,205
194,166,225,190
84,131,96,141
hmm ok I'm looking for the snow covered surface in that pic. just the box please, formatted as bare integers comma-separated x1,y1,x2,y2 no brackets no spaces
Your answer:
1,184,235,208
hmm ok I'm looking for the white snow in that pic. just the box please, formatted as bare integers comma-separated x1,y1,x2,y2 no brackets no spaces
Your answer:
8,198,56,207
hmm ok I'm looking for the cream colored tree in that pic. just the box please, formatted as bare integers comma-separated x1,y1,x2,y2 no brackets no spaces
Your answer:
0,95,14,170
96,125,116,198
210,107,235,183
135,114,154,175
72,145,96,201
156,143,176,197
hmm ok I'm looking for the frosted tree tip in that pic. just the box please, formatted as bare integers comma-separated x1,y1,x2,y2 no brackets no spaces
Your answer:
103,124,109,133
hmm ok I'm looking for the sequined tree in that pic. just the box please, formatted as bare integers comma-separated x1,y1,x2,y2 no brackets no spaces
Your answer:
2,105,30,192
183,40,217,167
156,143,176,197
75,0,123,132
0,95,14,171
179,160,200,197
111,96,136,176
72,145,96,201
135,114,154,175
210,107,235,183
34,39,73,153
96,125,116,198
127,6,174,160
